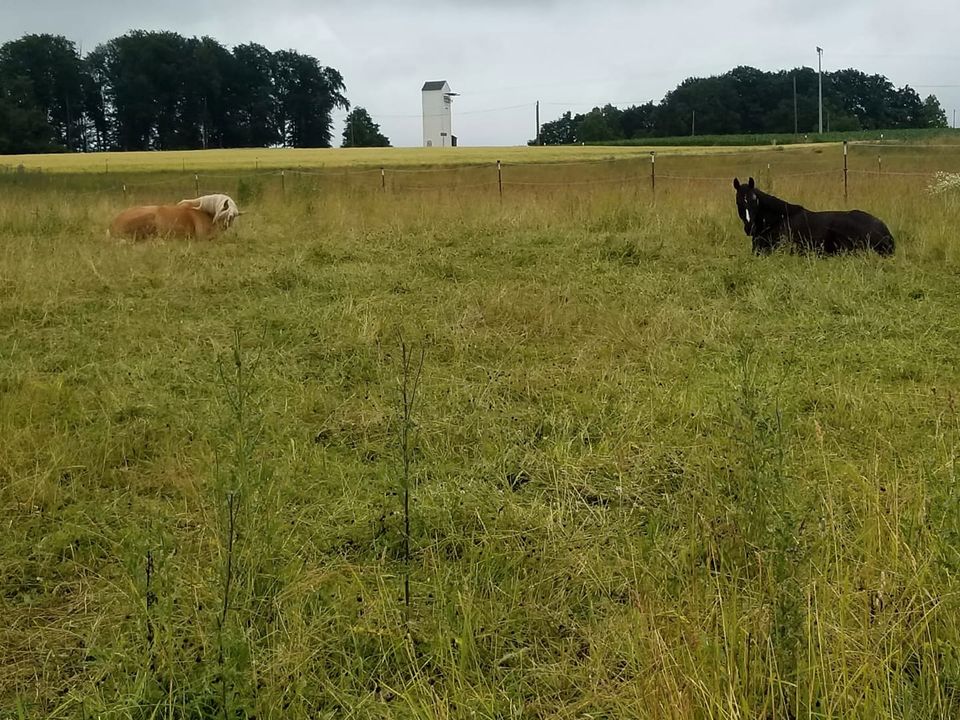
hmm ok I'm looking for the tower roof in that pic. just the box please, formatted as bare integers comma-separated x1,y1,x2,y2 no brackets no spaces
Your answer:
422,80,449,91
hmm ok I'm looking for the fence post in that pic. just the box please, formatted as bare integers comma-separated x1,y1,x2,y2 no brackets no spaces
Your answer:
281,169,285,197
381,167,386,192
122,183,127,199
497,160,503,201
194,174,200,197
650,151,656,197
878,155,882,176
843,141,848,203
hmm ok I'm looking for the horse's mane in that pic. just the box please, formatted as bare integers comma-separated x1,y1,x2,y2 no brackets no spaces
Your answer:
755,188,805,215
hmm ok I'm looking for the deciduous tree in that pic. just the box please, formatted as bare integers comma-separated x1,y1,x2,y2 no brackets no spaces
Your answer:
341,107,390,147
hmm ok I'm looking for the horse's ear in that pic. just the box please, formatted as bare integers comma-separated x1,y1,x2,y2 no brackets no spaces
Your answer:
748,177,755,189
733,178,741,190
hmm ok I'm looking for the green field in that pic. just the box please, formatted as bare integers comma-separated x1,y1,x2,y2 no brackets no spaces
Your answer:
594,127,960,148
3,143,960,719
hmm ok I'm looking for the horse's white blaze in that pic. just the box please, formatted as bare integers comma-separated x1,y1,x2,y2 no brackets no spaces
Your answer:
745,207,751,223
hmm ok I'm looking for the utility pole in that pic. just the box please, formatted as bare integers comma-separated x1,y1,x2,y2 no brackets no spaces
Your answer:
536,100,541,145
65,94,72,150
817,46,824,134
202,96,208,149
793,74,798,135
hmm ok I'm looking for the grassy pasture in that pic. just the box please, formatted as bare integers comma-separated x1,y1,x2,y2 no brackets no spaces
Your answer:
3,143,960,718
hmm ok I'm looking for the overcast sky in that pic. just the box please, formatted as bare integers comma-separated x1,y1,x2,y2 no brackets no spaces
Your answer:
2,1,958,146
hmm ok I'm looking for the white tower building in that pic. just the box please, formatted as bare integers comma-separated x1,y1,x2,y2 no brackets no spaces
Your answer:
422,80,458,147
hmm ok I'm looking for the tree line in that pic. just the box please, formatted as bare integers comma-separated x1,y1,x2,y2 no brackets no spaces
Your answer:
535,66,949,144
0,32,353,153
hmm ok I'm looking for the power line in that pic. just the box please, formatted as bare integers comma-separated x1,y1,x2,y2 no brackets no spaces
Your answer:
542,99,655,107
363,103,533,120
830,51,960,60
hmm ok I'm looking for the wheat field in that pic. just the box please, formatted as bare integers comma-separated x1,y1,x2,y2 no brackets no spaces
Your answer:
0,141,828,174
2,142,960,719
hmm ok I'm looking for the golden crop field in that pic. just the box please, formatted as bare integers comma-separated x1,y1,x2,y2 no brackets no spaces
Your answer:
0,142,809,174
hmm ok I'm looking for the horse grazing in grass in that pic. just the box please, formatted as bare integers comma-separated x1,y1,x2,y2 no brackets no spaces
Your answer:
733,177,894,256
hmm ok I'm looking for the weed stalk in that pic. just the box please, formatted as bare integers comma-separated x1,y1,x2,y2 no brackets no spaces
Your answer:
397,331,425,618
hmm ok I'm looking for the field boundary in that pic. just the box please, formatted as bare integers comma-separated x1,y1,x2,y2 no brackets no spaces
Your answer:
3,143,959,201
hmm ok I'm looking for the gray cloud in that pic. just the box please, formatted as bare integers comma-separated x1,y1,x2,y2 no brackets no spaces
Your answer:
2,0,957,146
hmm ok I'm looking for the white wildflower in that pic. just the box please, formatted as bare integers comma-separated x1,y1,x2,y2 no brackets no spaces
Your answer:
928,172,960,195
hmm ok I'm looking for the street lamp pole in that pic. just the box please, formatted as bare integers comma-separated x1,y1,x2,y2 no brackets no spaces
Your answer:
817,46,824,134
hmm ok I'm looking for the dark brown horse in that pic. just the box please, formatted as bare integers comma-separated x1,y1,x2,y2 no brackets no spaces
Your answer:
733,177,894,256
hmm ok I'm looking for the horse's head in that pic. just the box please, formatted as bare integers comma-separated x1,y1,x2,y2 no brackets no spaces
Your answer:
732,177,759,237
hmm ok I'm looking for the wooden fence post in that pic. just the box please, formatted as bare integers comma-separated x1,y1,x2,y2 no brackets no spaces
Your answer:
497,160,503,200
381,167,386,192
843,141,848,203
194,174,200,197
650,152,656,197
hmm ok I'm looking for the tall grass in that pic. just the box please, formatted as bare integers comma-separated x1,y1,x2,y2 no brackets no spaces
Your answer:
2,145,960,718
